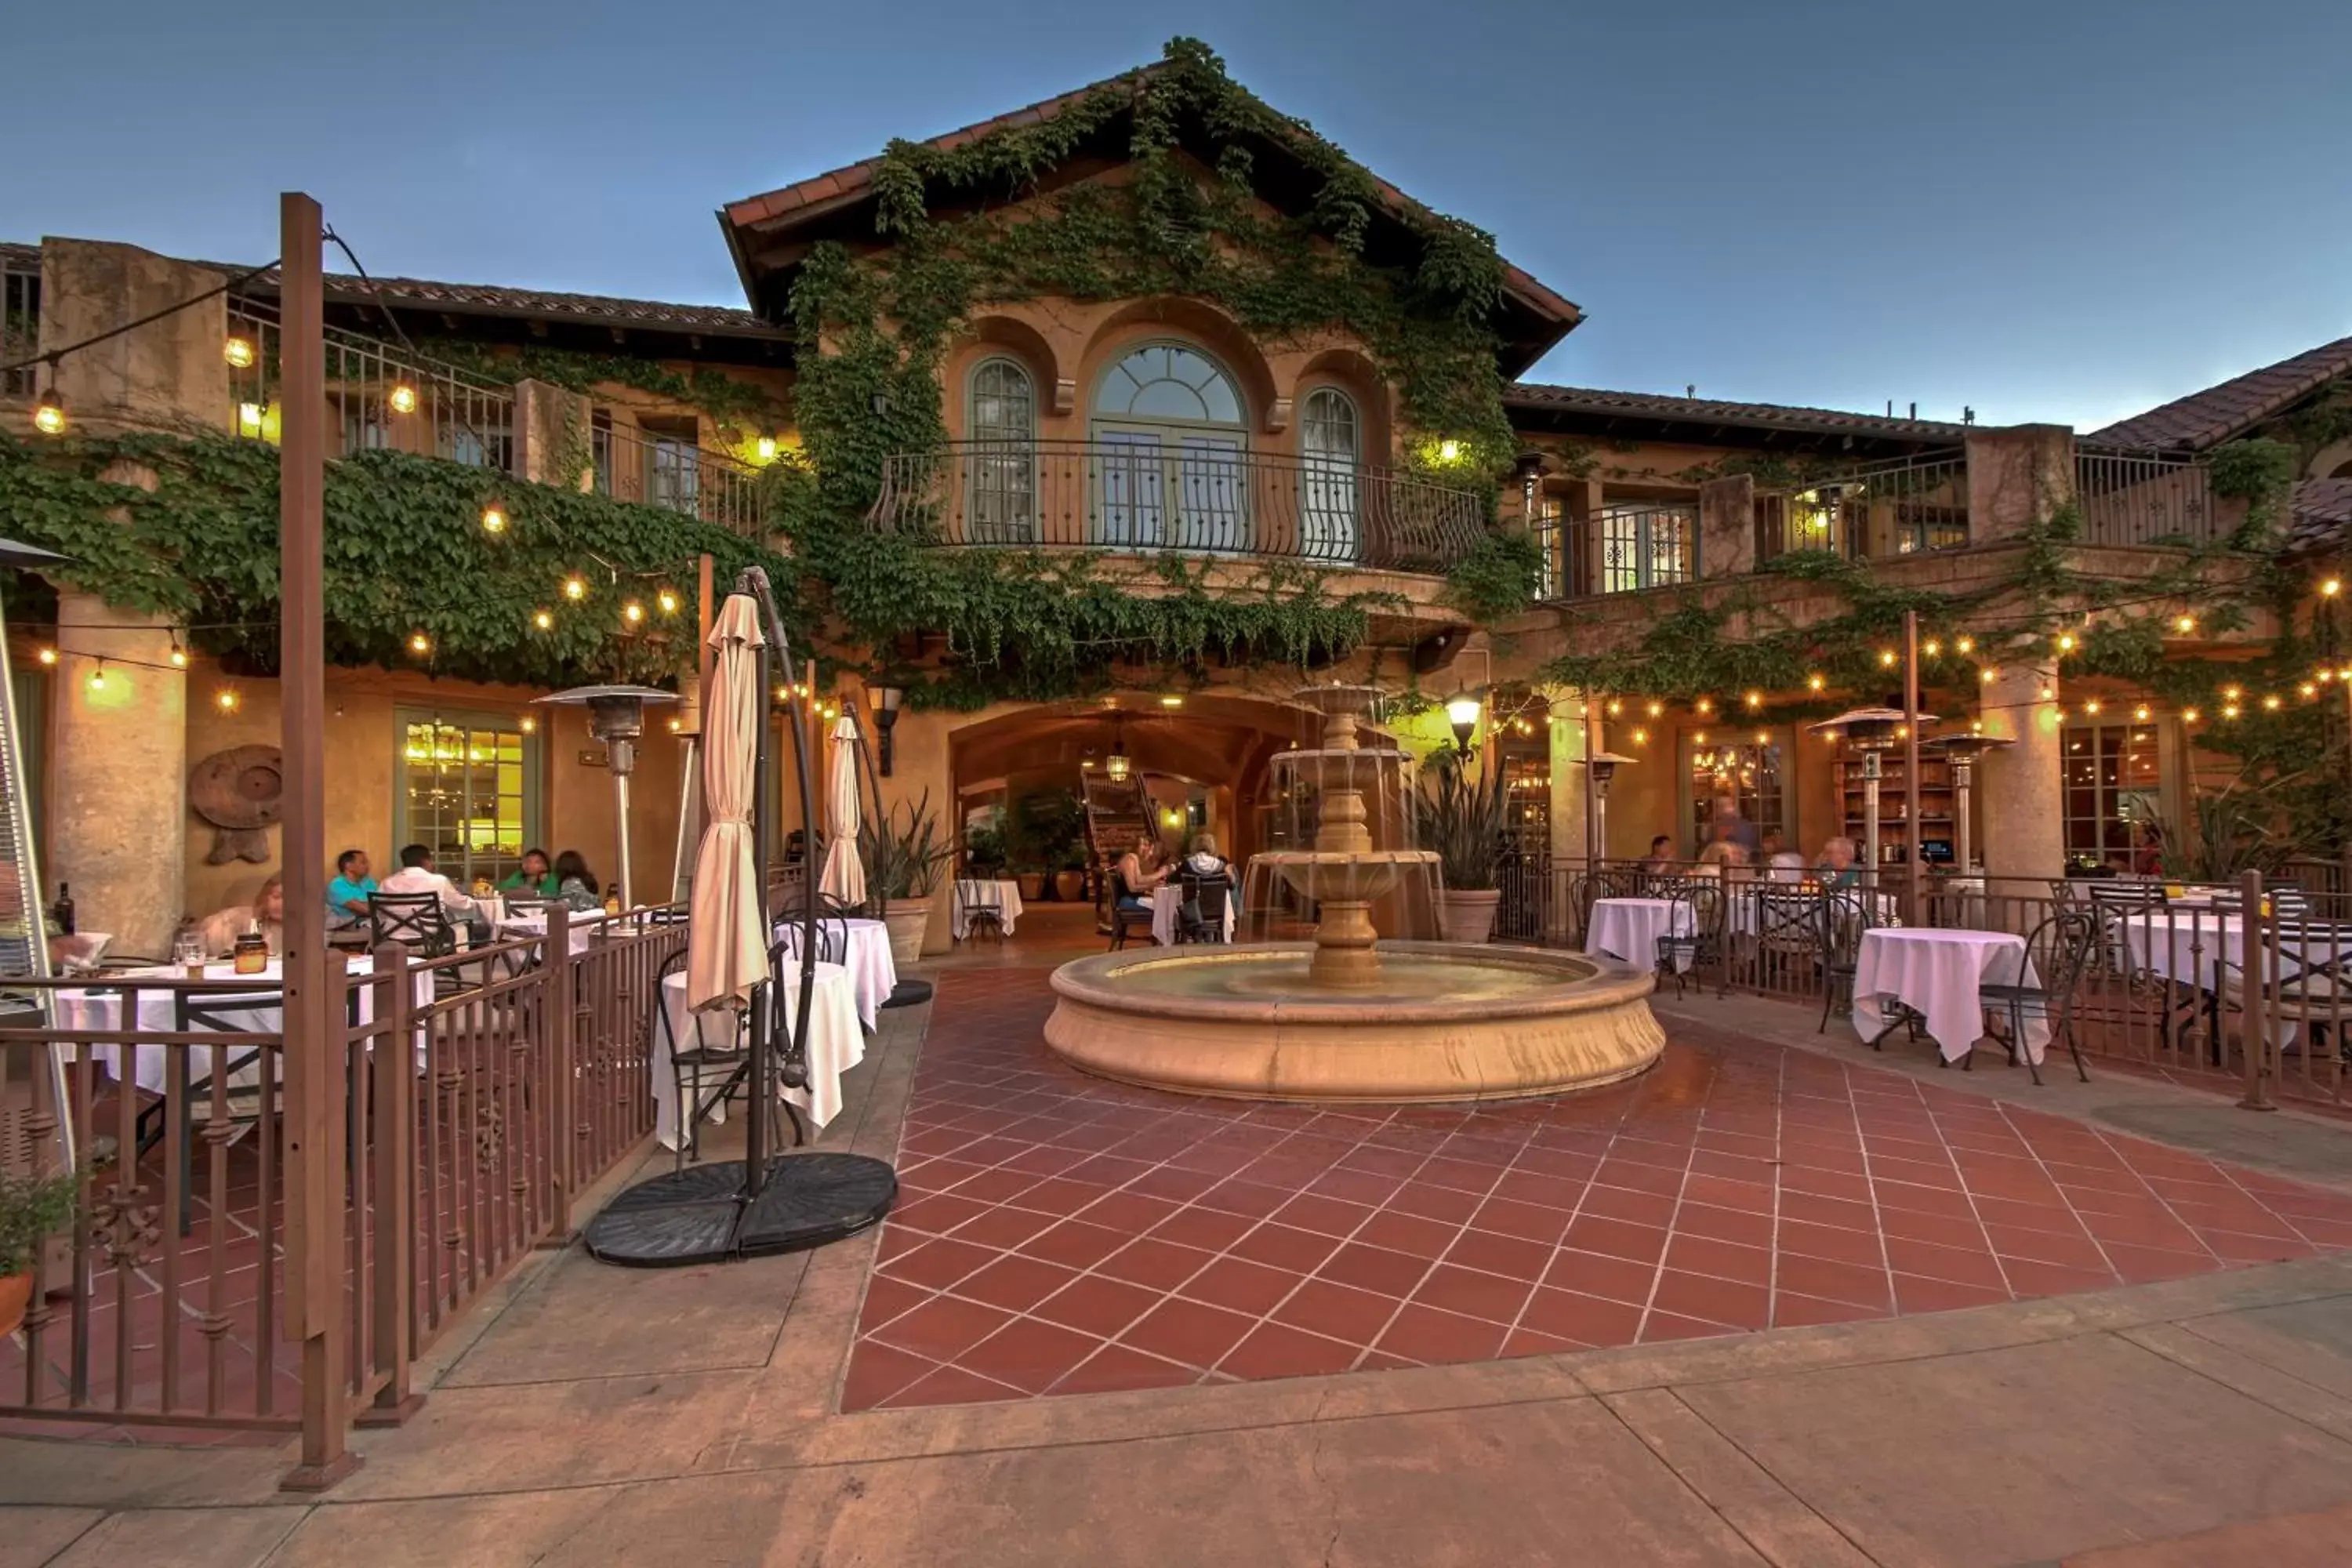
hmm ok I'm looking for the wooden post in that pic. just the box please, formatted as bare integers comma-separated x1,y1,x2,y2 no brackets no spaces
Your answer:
276,192,358,1492
356,943,421,1425
2238,869,2274,1112
1904,611,1922,926
546,903,577,1223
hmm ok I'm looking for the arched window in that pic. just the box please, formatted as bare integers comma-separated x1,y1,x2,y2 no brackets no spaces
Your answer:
1299,387,1360,562
1091,343,1247,553
966,357,1036,544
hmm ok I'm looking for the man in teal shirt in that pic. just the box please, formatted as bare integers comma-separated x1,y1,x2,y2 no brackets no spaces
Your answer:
327,848,377,930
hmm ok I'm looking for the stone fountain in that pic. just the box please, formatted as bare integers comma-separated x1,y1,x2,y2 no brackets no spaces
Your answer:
1044,684,1664,1103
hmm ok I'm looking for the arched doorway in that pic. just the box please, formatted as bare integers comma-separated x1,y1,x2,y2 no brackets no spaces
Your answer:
1092,343,1250,553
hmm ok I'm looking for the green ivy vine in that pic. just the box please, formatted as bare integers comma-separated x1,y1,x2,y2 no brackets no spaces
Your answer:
0,430,796,689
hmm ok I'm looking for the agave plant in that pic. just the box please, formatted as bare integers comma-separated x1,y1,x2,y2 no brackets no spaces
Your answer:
858,789,956,902
1412,751,1510,891
2161,776,2298,885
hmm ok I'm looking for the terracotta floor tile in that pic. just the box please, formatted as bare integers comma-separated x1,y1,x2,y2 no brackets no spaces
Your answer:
1664,1232,1774,1287
1875,1206,1995,1250
879,1235,1002,1292
946,1165,1042,1204
1123,1165,1225,1205
837,1340,938,1413
1773,1252,1890,1308
856,1274,934,1333
877,1361,1029,1410
1489,1169,1590,1213
1178,1256,1304,1316
1074,1189,1185,1235
1270,1192,1377,1238
1374,1301,1508,1364
867,1294,1017,1362
1882,1234,2007,1289
1119,1298,1260,1370
1356,1208,1461,1257
1561,1215,1671,1265
1891,1272,2013,1314
1780,1190,1880,1232
1652,1269,1770,1330
1273,1279,1403,1345
1030,1273,1163,1338
1410,1264,1535,1327
1675,1202,1777,1249
1382,1181,1486,1225
1468,1196,1578,1245
1216,1321,1363,1381
949,1204,1063,1250
1227,1221,1345,1273
1998,1256,2122,1297
951,1254,1083,1314
1639,1309,1743,1345
961,1317,1106,1394
1047,1343,1200,1397
1543,1247,1660,1306
1577,1182,1678,1227
1319,1241,1437,1299
1519,1287,1643,1347
1018,1220,1134,1271
1305,1167,1403,1207
1443,1227,1554,1282
890,1192,998,1236
2198,1229,2316,1265
2100,1242,2221,1284
1094,1238,1218,1292
1981,1222,2108,1270
1194,1179,1297,1221
1150,1205,1258,1254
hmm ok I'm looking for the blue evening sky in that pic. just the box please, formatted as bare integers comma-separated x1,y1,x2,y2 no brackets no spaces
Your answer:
7,0,2346,433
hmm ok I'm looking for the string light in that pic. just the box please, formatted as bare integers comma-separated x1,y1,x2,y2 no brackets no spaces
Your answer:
223,336,256,368
2321,670,2336,684
1605,699,1622,717
1979,666,1996,684
519,715,536,734
2222,704,2241,720
2324,579,2343,598
2223,684,2242,702
1955,636,1973,655
2339,667,2352,682
1754,730,1769,746
1631,727,1648,745
1160,694,1184,708
2183,707,2201,723
622,601,645,626
1878,648,1898,668
1806,673,1825,692
1693,730,1708,745
532,608,554,631
563,576,587,601
2300,682,2318,699
2038,684,2056,702
388,383,419,416
1922,638,1940,658
2263,694,2282,711
35,648,56,667
408,631,431,657
480,504,506,534
1744,690,1762,710
1646,700,1664,718
32,389,67,437
2134,704,2151,720
2082,699,2101,716
2056,631,2078,653
215,688,241,713
1696,697,1715,716
85,662,107,692
657,589,680,616
169,647,188,669
667,717,683,732
2174,614,2196,633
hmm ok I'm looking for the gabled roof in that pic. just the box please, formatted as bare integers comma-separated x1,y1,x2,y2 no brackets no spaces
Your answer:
3,240,784,342
1504,381,1970,446
719,59,1581,376
2288,478,2352,554
2089,335,2352,452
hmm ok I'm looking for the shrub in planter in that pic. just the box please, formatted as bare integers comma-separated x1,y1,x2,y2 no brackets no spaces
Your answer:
1412,752,1509,945
860,790,956,965
0,1167,78,1338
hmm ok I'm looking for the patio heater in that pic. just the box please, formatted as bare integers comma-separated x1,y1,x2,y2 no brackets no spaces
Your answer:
536,684,677,910
1807,707,1934,876
1587,751,1637,863
1922,732,2013,876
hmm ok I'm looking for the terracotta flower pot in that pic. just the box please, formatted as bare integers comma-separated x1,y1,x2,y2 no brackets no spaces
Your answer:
1053,870,1085,903
1436,888,1501,946
1016,873,1047,902
880,896,934,967
0,1272,30,1340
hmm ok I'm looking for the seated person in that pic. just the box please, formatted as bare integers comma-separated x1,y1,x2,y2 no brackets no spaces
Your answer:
1694,838,1747,876
1174,833,1233,940
327,849,376,931
198,873,284,957
1815,836,1862,888
499,848,560,898
1637,835,1675,873
1115,836,1169,913
1179,831,1229,882
379,844,490,941
553,850,604,913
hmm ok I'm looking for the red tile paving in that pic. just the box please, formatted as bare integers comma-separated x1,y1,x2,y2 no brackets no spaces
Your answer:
841,969,2352,1413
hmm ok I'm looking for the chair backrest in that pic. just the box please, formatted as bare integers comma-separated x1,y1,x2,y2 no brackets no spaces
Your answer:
369,891,455,956
176,989,285,1036
1820,890,1879,964
1179,869,1232,931
2024,906,2100,1021
649,949,690,1057
1755,889,1825,953
2087,881,2166,911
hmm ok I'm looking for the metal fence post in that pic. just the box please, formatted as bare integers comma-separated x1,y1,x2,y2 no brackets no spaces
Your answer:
2238,869,2274,1112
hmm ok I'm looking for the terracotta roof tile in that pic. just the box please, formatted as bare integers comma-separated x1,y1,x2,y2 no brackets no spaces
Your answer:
1504,381,1969,442
2288,478,2352,554
2089,336,2352,452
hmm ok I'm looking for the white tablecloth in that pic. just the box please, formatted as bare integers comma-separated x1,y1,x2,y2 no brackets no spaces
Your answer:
498,910,593,956
774,916,895,1029
951,880,1025,938
655,962,862,1145
1585,898,1692,971
1151,883,1236,946
62,957,433,1092
1853,928,2049,1065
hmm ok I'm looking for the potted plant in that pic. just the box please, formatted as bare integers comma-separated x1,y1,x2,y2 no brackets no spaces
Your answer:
1013,862,1048,903
1011,788,1088,901
961,821,1009,880
1,1167,78,1338
1413,751,1509,944
860,789,955,966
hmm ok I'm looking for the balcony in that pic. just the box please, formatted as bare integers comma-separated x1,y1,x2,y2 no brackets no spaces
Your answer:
868,440,1488,572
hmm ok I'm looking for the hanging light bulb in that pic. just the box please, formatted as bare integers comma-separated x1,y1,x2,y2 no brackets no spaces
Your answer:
223,336,256,369
216,688,241,713
532,608,554,631
657,589,681,616
1979,666,1995,684
1696,697,1715,716
1693,730,1708,745
2082,699,2101,716
2323,579,2343,598
1631,727,1648,745
622,601,645,626
1878,648,1898,668
388,383,419,416
35,648,56,667
408,631,432,657
519,715,537,734
2223,684,2242,702
1605,698,1622,717
481,504,507,534
32,388,67,437
2134,704,2151,720
169,647,188,669
85,662,107,692
2263,693,2283,710
2056,631,2078,653
2174,614,2196,634
563,575,587,601
1744,690,1762,710
1955,635,1973,655
1922,638,1941,658
1806,673,1825,692
1646,700,1664,718
2222,704,2241,720
2183,707,2201,723
2038,684,2055,702
1754,730,1769,746
2300,682,2319,699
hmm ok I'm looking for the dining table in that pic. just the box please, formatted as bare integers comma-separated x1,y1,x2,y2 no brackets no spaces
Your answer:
1851,927,2049,1065
1584,897,1692,971
1150,883,1236,946
653,960,862,1146
951,879,1025,938
772,915,896,1029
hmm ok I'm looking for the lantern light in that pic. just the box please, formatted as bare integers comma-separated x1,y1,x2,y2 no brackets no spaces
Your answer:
754,435,779,462
31,389,66,437
1436,439,1463,464
223,336,256,368
388,383,419,416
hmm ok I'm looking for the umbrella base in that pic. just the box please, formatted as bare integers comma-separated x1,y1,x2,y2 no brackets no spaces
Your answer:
583,1153,898,1268
881,978,934,1010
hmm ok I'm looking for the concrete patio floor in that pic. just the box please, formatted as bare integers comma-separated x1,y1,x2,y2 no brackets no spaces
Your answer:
10,956,2352,1566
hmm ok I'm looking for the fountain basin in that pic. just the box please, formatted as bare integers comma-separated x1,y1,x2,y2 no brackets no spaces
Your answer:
1044,942,1664,1104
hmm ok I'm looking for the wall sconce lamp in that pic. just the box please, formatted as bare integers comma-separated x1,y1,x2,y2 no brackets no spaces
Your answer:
867,684,904,775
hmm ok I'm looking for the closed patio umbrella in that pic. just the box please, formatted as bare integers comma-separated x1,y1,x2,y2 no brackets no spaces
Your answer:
817,713,866,909
686,592,768,1015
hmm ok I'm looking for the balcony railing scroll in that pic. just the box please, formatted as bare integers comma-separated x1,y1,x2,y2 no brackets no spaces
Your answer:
869,440,1486,572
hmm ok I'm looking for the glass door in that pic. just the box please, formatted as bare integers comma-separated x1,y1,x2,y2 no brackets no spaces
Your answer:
393,708,542,887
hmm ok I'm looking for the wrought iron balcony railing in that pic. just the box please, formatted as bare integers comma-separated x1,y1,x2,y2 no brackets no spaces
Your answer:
868,439,1488,572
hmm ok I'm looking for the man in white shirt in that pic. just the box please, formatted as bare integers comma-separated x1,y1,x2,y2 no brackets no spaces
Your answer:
379,844,489,941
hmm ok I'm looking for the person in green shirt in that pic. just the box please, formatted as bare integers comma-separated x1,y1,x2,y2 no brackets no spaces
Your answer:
499,848,561,897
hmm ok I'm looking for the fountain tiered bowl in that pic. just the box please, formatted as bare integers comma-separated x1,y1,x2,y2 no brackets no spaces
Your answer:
1042,683,1664,1104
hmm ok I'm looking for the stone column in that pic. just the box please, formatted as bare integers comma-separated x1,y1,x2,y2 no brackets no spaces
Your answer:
1547,689,1590,869
515,379,595,489
42,239,230,435
1976,663,2060,884
51,584,187,958
1697,475,1755,579
1570,477,1605,597
1964,424,2075,543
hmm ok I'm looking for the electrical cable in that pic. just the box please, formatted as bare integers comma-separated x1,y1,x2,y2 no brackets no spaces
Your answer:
0,260,281,378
